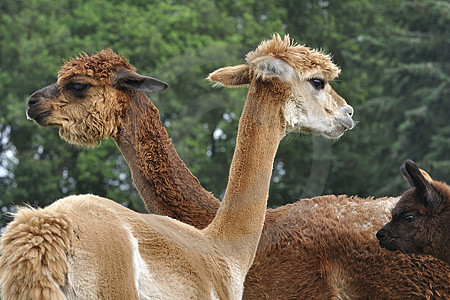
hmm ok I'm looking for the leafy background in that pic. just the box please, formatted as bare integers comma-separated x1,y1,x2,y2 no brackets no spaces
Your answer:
1,0,449,228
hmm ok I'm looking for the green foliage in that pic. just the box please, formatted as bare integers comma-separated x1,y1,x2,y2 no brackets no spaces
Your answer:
0,0,448,228
339,0,450,196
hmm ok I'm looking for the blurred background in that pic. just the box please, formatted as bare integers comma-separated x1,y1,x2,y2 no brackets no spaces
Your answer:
0,0,448,228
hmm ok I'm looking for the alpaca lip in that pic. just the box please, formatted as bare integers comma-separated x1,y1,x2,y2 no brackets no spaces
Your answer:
378,235,400,251
380,240,401,252
322,128,346,139
338,117,355,131
27,109,51,125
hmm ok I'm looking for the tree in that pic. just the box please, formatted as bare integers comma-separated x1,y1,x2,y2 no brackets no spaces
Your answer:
1,0,448,228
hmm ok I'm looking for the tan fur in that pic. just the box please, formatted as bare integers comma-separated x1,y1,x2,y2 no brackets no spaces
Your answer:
246,34,340,82
2,37,352,299
0,207,72,300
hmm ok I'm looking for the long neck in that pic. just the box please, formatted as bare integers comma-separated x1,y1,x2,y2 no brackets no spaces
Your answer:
204,80,286,269
114,90,220,229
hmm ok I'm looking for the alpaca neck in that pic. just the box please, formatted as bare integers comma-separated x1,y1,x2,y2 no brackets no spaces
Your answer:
204,80,286,269
114,90,220,228
431,210,450,264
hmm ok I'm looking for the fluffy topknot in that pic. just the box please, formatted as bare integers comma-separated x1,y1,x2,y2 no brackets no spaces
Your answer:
246,34,340,81
58,49,135,84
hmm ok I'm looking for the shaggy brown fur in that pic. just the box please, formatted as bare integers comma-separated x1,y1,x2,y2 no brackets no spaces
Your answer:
248,195,450,299
58,50,134,84
120,89,219,225
21,36,449,298
246,34,340,82
377,160,450,265
28,49,220,227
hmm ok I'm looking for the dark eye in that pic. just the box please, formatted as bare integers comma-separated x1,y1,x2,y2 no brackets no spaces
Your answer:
309,78,325,90
67,82,90,94
404,215,415,223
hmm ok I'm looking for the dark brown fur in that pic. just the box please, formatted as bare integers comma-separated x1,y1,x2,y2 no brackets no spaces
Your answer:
377,160,450,265
116,89,219,227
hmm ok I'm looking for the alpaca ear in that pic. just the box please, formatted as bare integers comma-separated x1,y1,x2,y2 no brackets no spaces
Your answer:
251,56,297,83
419,168,433,182
207,64,250,87
401,160,439,211
112,69,168,93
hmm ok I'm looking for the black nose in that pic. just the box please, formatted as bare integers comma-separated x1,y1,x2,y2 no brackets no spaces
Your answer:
28,94,41,107
28,83,59,107
376,228,386,241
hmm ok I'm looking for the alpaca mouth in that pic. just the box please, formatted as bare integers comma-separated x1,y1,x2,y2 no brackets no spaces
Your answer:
27,109,51,126
322,123,350,139
379,238,401,252
337,117,355,131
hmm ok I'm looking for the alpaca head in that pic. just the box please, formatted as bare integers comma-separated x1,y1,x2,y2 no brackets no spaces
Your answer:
27,49,168,146
377,160,450,262
208,34,354,139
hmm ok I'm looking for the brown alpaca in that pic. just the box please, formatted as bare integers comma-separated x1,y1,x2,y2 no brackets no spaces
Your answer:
24,35,449,298
29,50,219,227
1,36,352,299
377,160,450,265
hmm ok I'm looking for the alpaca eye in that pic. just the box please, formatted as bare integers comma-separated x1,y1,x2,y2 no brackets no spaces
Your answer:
309,78,325,90
404,215,415,223
67,82,90,94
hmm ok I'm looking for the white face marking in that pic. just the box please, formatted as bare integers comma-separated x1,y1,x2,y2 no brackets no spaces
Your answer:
284,80,353,138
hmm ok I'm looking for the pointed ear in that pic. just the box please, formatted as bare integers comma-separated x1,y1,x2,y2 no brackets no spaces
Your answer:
401,160,417,188
207,64,250,88
401,159,438,211
112,69,168,93
251,56,297,83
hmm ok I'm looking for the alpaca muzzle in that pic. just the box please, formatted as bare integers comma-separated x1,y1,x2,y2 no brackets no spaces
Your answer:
26,83,60,124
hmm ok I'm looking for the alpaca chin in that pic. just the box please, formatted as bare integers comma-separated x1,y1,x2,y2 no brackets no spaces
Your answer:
59,127,101,147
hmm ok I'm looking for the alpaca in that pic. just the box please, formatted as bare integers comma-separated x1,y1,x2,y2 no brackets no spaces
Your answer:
1,36,352,299
24,36,450,298
377,160,450,265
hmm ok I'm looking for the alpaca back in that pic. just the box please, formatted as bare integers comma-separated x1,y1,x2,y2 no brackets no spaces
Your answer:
0,206,72,300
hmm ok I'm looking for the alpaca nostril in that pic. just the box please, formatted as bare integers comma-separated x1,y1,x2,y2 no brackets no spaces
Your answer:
376,229,386,240
28,96,40,107
344,105,354,118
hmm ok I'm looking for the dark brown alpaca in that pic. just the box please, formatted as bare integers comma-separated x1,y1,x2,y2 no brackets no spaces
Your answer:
377,160,450,265
26,39,450,298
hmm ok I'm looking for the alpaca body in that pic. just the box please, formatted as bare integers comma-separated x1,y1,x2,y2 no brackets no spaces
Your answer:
1,195,243,300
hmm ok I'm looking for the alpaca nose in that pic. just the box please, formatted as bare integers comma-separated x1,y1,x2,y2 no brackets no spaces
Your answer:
343,104,354,118
28,94,41,107
28,83,59,107
376,228,387,241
